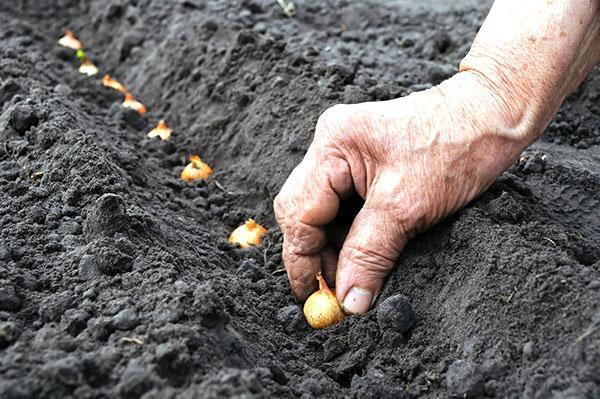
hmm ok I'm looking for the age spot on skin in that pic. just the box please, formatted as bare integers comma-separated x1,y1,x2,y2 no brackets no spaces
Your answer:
560,31,566,38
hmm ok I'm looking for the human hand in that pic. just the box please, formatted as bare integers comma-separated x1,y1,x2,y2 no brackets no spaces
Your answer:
274,71,534,314
274,0,599,317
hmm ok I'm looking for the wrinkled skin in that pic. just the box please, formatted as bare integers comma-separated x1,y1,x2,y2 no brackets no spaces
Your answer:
274,72,527,313
274,0,600,315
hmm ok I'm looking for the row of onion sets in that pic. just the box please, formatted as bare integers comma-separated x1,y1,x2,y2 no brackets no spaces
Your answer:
60,31,345,330
58,31,267,250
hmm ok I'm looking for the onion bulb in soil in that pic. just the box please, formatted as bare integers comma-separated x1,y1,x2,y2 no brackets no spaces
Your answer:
79,58,98,76
303,272,345,329
228,219,267,248
58,30,82,50
102,75,126,93
122,92,147,115
180,155,213,182
147,119,172,141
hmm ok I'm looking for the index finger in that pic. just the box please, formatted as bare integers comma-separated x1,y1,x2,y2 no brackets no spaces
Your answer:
274,147,353,301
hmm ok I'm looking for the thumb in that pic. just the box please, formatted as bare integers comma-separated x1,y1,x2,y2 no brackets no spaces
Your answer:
335,203,407,315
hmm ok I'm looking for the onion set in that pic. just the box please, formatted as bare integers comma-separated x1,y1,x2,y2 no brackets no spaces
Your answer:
102,75,126,93
303,272,345,329
58,30,82,50
180,155,213,182
147,120,171,141
228,219,267,248
122,92,147,115
78,58,98,76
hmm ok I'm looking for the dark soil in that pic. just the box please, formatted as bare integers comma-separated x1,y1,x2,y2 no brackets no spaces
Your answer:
1,1,599,398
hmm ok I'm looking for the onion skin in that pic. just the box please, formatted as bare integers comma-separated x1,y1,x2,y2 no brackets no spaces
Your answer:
79,58,98,76
122,92,147,115
228,219,267,248
303,272,345,329
148,119,172,141
102,75,126,93
58,30,82,50
181,155,213,181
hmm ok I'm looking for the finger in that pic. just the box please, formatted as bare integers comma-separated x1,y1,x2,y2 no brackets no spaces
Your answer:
281,221,325,301
283,249,320,302
274,148,353,301
335,204,408,315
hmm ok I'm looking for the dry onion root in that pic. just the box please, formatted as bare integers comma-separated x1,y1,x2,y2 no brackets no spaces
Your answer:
180,155,213,182
303,272,346,329
228,219,267,248
147,120,172,141
122,92,147,115
102,75,126,93
58,30,82,50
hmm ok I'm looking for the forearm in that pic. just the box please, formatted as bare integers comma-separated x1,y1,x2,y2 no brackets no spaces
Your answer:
460,0,600,146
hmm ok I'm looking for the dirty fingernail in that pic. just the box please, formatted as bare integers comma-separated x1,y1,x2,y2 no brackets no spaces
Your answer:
342,287,373,315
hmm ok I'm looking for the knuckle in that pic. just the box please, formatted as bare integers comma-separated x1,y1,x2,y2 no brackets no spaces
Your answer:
285,221,323,256
341,244,396,275
316,104,348,132
326,103,348,115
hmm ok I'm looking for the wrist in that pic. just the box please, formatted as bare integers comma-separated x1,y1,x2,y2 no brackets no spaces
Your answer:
456,0,600,150
459,54,560,144
432,70,541,161
451,67,546,150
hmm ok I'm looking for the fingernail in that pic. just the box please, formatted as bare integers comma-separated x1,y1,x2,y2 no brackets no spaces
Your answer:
342,287,373,315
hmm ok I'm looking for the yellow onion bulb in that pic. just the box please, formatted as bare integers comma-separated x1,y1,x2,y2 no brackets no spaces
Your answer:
180,155,213,182
102,74,126,93
147,119,172,141
228,219,267,248
303,272,345,329
79,58,98,76
122,92,147,115
58,30,82,50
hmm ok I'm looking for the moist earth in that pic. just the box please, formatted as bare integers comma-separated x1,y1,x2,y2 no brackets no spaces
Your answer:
0,0,599,398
